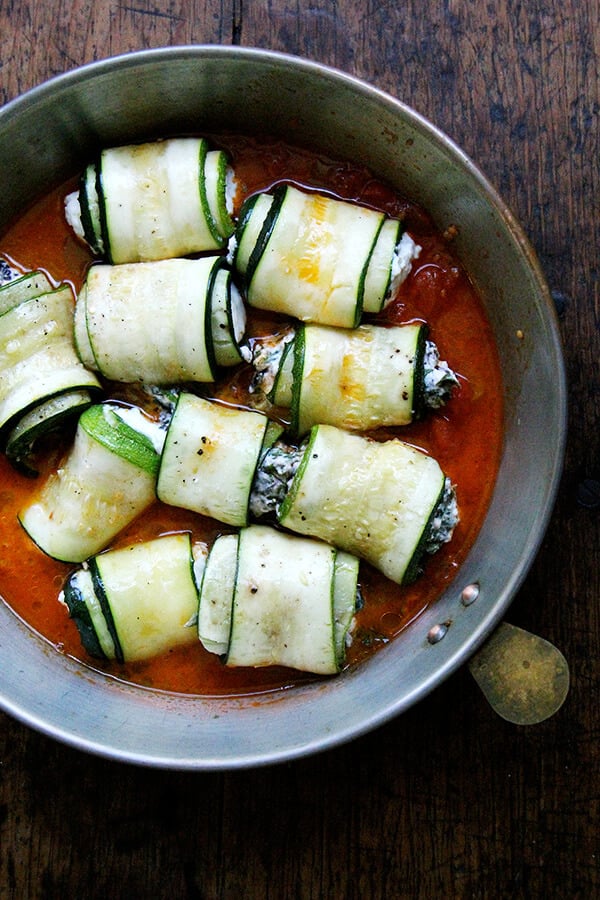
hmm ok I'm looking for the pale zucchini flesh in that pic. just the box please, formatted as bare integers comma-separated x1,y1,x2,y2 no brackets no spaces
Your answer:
292,322,425,434
278,424,447,585
156,393,270,527
97,138,229,263
203,149,236,241
0,270,53,316
210,266,247,367
84,533,200,662
197,532,239,655
270,337,295,408
62,568,117,660
19,403,161,562
78,164,104,255
73,281,96,370
362,218,402,313
234,192,277,277
6,390,93,476
237,185,388,328
225,525,356,675
333,551,360,665
0,285,101,438
79,258,220,383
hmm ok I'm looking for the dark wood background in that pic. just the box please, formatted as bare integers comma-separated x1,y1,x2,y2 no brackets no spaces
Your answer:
1,2,598,898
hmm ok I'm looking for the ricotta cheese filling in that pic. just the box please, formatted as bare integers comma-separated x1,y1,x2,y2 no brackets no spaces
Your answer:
108,402,167,454
64,191,86,242
64,182,105,255
424,477,460,554
230,280,247,344
249,438,305,520
423,340,460,409
249,331,459,414
249,331,294,395
225,166,237,217
385,231,422,304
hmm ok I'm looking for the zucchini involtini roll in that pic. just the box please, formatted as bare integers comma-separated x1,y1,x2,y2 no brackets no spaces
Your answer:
74,257,246,383
197,525,359,675
251,322,459,434
250,424,458,585
0,275,101,471
19,403,164,563
157,393,281,527
0,268,53,313
61,533,202,662
233,184,420,328
6,391,94,477
65,137,237,263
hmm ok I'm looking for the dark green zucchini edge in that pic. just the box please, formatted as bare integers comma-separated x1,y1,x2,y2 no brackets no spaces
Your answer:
380,220,404,309
268,335,295,406
5,392,94,477
198,139,226,247
410,323,429,421
95,159,113,264
89,559,125,663
233,192,259,252
243,184,287,288
78,163,103,256
401,477,447,585
62,571,108,661
289,324,305,435
0,384,101,453
204,258,227,378
276,426,317,524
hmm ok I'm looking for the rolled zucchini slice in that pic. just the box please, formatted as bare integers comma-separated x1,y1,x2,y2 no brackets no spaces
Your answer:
197,525,359,675
0,283,101,449
197,532,239,656
64,137,237,263
156,393,273,527
5,390,94,477
251,322,458,434
19,402,164,563
253,424,458,585
75,257,246,383
0,269,53,315
232,184,421,327
61,533,201,662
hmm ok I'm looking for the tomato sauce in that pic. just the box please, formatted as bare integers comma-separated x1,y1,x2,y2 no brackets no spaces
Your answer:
0,135,503,695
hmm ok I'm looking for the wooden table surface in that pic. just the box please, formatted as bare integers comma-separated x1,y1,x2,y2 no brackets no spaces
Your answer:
0,2,598,898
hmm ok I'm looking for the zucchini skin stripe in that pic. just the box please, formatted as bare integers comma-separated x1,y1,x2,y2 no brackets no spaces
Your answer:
74,138,237,264
402,478,446,585
245,184,286,287
204,257,224,378
411,325,428,420
79,165,98,255
90,559,124,664
62,573,108,661
266,322,430,435
276,424,451,586
95,161,112,264
233,184,410,328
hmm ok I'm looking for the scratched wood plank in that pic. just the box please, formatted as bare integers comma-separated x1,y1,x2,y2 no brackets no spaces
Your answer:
0,0,236,103
0,0,599,898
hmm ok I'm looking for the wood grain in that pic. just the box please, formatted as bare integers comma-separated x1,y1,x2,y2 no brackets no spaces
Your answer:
1,1,599,898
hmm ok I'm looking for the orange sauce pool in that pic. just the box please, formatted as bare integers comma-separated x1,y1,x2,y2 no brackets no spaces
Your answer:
0,135,504,696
